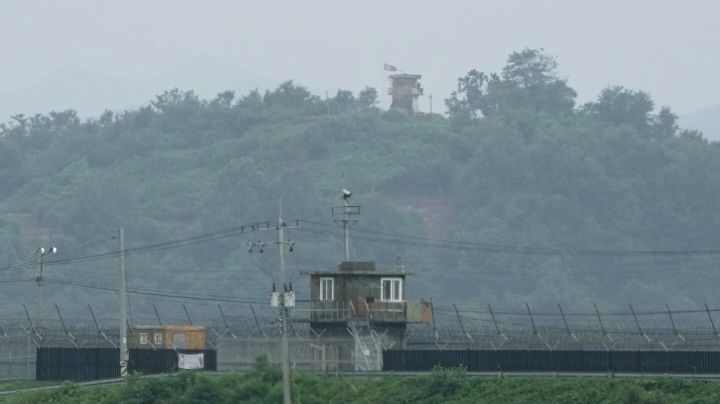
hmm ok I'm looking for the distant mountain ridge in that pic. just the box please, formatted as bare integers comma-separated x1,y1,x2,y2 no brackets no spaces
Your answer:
681,104,720,141
0,55,278,122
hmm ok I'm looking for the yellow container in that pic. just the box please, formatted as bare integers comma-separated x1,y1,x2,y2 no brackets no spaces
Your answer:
132,325,206,349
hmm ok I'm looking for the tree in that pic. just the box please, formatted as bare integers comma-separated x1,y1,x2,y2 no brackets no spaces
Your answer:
0,140,20,171
651,106,678,138
501,48,576,113
502,48,560,88
212,90,235,107
446,49,576,121
445,69,490,121
236,89,264,110
588,86,655,134
98,110,114,127
151,88,201,113
263,81,320,108
358,86,378,108
333,89,355,111
679,128,704,142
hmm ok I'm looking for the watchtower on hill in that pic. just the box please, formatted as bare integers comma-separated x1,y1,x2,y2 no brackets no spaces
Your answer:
388,74,423,114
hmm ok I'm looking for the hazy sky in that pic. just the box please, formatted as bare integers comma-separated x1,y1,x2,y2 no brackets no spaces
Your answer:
0,0,718,116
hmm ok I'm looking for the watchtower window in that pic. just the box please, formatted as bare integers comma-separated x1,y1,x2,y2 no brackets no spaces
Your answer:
381,278,402,302
320,277,334,301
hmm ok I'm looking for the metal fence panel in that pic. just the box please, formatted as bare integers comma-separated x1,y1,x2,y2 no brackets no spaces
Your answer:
608,351,639,372
383,350,720,373
36,348,119,381
130,349,217,375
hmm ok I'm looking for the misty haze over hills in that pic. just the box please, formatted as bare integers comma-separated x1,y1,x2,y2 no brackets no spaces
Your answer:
681,105,720,141
4,61,719,142
0,55,278,122
2,1,719,130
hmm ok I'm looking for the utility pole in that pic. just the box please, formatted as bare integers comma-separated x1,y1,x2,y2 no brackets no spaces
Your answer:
118,228,128,377
35,246,57,332
35,252,43,332
429,94,433,114
325,90,331,115
343,197,350,261
277,211,292,404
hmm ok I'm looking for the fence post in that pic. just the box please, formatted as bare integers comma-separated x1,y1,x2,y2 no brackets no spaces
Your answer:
249,304,267,338
217,305,237,339
705,303,719,339
430,300,439,342
527,303,551,350
453,304,472,344
153,304,163,326
55,305,78,348
183,304,193,326
666,303,685,349
629,304,651,342
26,327,30,378
23,304,41,346
88,304,116,348
487,304,508,349
527,303,538,335
594,304,615,351
558,304,578,342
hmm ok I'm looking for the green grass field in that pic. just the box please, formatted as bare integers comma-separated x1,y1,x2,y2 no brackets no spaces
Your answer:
0,379,56,392
4,366,720,404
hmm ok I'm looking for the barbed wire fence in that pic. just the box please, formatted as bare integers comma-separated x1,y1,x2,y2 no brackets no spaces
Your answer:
4,302,720,379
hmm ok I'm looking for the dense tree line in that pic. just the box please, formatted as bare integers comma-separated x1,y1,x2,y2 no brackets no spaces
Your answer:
0,49,718,317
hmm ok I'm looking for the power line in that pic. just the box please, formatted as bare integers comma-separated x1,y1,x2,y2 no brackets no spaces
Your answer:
42,278,266,304
434,305,720,317
421,262,720,277
297,221,720,257
249,253,274,280
0,220,280,273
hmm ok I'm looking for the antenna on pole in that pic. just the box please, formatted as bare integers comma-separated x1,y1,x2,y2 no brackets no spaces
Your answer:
35,246,57,333
333,189,359,261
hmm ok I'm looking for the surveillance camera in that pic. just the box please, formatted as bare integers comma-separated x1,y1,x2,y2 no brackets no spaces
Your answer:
342,189,352,199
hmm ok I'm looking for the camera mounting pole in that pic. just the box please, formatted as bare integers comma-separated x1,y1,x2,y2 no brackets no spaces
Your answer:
333,190,359,261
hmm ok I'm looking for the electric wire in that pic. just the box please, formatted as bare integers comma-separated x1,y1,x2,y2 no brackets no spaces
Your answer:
0,220,278,273
298,220,720,257
42,278,265,304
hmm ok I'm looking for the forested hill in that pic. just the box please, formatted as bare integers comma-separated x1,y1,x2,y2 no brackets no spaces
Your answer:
0,49,719,316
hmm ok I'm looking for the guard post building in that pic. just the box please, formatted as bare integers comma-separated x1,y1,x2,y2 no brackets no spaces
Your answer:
295,261,431,370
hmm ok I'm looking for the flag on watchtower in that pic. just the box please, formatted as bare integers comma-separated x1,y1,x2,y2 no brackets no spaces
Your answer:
384,63,397,72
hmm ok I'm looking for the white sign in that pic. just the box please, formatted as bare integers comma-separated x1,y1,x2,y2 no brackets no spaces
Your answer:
178,353,204,370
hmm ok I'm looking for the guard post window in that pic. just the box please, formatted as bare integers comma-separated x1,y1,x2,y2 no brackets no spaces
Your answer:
320,277,334,301
381,278,402,302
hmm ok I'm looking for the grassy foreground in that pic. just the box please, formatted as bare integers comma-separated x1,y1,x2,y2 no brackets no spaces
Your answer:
5,362,720,404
